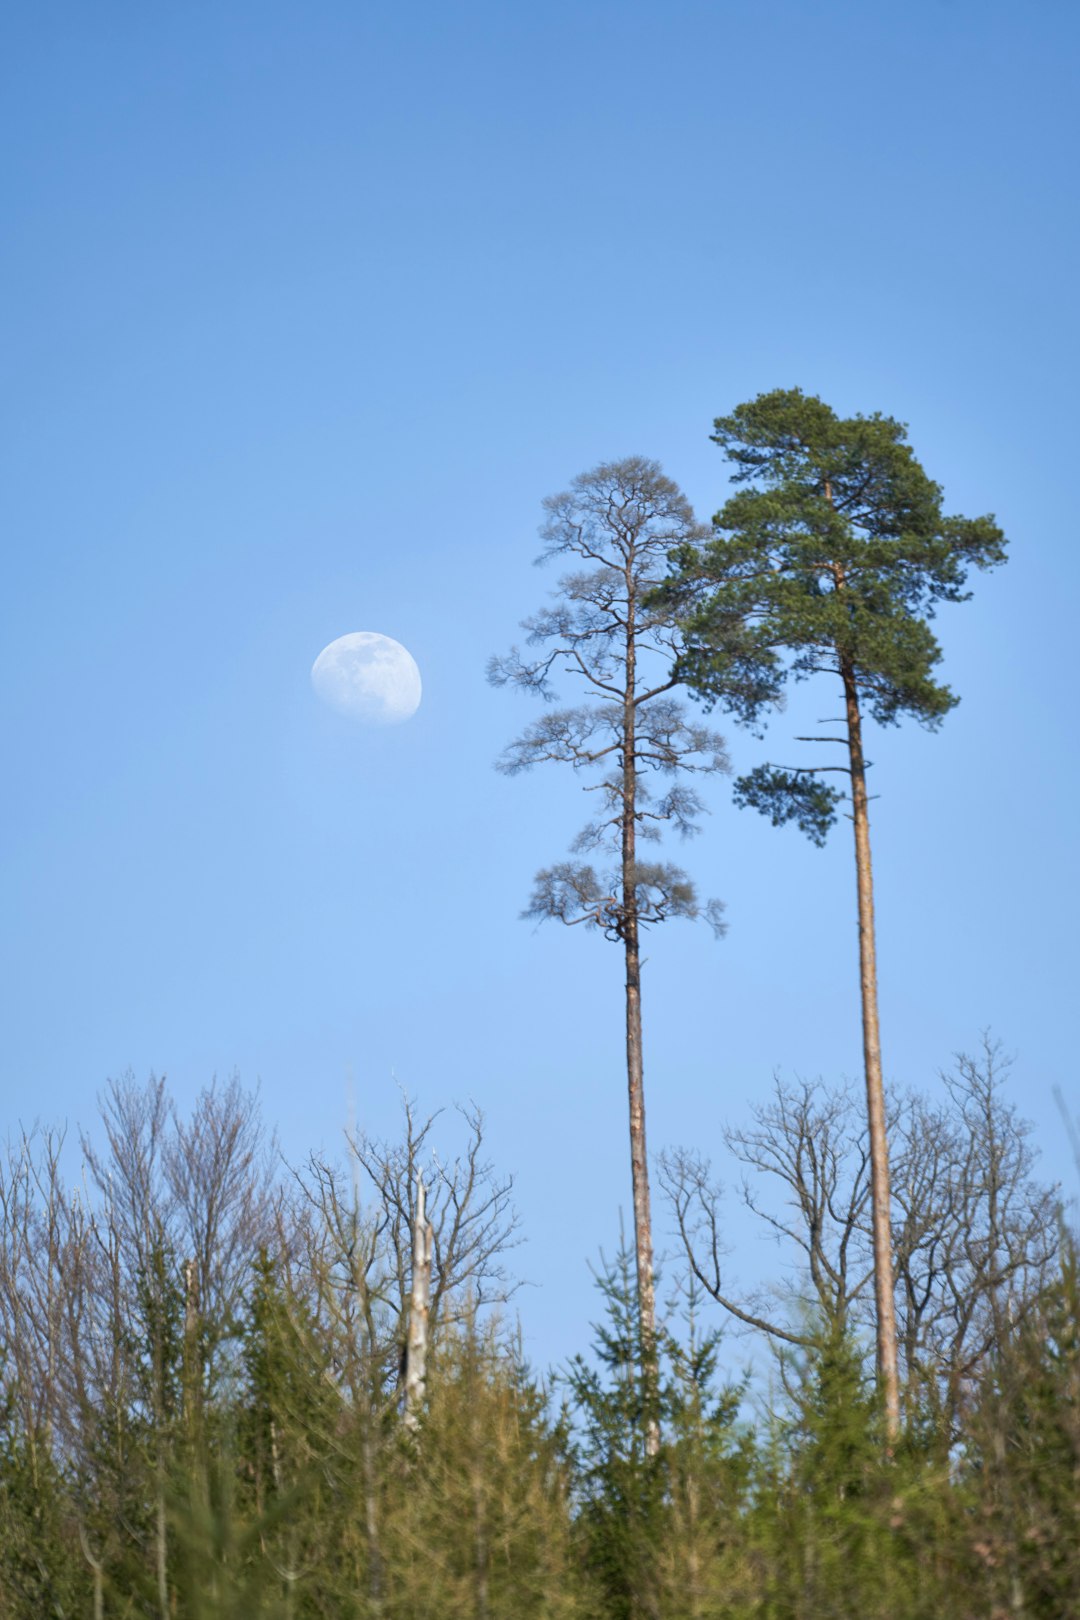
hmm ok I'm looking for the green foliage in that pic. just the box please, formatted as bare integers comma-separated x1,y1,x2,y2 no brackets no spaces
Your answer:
381,1314,580,1620
702,389,1006,715
732,765,843,846
0,1076,1073,1619
751,1319,958,1620
74,1389,161,1613
130,1231,187,1428
238,1250,339,1511
566,1250,752,1620
565,1246,665,1620
664,386,1007,835
168,1442,293,1620
654,1295,754,1620
786,1318,882,1497
0,1406,85,1620
956,1235,1080,1617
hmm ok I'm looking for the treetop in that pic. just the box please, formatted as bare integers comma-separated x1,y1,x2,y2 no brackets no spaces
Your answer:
666,388,1007,730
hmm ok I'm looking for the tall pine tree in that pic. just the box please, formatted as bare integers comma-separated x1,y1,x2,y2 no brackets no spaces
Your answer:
664,390,1006,1437
491,458,728,1447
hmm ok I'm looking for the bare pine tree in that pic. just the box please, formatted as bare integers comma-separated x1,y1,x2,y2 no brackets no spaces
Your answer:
490,457,728,1440
660,1078,874,1350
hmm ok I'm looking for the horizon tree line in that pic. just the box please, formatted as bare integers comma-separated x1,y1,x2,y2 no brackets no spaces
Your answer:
0,1057,1071,1618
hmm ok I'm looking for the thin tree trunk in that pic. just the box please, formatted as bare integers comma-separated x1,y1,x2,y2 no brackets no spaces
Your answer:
156,1472,169,1620
152,1282,169,1620
362,1425,383,1616
183,1257,200,1436
841,656,901,1440
622,602,659,1457
472,1423,490,1620
403,1173,433,1431
79,1526,105,1620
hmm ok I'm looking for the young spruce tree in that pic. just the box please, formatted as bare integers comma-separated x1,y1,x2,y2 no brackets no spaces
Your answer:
663,391,1007,1439
490,458,728,1445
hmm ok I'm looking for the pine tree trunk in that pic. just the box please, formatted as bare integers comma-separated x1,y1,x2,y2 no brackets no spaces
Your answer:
841,657,901,1440
622,610,659,1458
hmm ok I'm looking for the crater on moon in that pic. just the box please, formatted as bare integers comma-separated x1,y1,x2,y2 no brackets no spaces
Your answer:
311,632,422,725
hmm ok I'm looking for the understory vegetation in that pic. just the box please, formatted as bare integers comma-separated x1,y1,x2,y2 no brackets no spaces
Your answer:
0,1066,1075,1620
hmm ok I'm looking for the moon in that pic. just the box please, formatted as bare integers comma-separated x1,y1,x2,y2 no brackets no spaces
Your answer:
311,632,422,725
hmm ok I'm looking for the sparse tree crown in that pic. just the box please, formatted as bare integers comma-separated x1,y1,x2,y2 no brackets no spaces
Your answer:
491,456,729,1453
490,456,728,933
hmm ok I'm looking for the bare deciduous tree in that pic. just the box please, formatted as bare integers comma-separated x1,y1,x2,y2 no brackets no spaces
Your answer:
347,1099,520,1332
662,1042,1058,1427
164,1073,280,1378
891,1039,1059,1423
285,1096,521,1610
661,1079,873,1349
0,1074,528,1615
272,1097,520,1420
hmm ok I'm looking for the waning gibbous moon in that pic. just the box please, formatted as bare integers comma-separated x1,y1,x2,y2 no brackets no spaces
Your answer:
311,632,422,725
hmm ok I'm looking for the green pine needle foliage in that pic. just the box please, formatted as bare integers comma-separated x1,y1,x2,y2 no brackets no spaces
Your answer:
661,387,1007,838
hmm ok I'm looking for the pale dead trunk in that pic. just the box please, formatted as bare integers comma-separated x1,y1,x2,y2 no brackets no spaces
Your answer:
269,1417,282,1493
623,584,659,1458
841,656,901,1439
79,1526,105,1620
403,1173,433,1430
183,1257,200,1432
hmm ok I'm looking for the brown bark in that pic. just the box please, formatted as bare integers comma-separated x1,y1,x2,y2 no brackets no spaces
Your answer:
841,655,901,1439
623,581,660,1457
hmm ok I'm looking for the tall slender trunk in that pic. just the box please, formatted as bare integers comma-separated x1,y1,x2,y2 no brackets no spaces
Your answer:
622,595,659,1457
840,655,901,1439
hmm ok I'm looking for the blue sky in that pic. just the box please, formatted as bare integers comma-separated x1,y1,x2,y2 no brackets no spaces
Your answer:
2,0,1077,1371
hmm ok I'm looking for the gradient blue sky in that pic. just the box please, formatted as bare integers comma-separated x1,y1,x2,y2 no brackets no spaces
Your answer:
3,0,1077,1371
